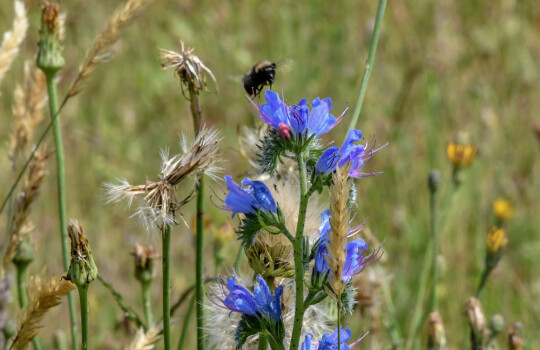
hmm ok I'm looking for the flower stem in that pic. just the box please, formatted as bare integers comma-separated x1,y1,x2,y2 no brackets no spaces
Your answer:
337,299,341,350
475,266,491,299
162,224,172,350
141,280,153,329
289,151,310,350
430,189,438,311
258,334,268,350
45,72,78,350
177,293,196,350
187,81,206,350
347,0,388,133
16,265,27,307
77,284,89,350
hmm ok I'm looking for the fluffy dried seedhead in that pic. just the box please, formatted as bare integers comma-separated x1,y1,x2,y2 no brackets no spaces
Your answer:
67,0,153,98
327,164,352,297
160,40,218,94
0,1,28,87
11,275,75,350
105,126,222,230
126,326,161,350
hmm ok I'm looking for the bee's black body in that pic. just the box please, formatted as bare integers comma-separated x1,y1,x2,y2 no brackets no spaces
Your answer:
242,60,277,97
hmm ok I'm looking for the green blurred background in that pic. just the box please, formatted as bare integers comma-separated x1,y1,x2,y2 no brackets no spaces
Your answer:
0,0,539,348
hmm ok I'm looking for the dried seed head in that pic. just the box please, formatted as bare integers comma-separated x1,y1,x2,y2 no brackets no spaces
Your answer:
105,126,221,230
327,163,352,297
0,1,28,86
465,297,490,344
127,326,161,350
65,220,98,288
427,311,447,350
508,323,523,350
133,243,159,283
11,275,75,349
3,147,49,269
160,40,218,93
37,2,64,74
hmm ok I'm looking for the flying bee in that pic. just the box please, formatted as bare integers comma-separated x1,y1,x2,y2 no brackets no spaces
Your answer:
242,59,292,97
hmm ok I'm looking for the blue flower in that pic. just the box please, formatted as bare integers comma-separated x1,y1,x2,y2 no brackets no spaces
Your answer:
316,129,382,178
313,211,371,282
257,90,339,138
217,175,277,217
302,327,353,350
210,275,283,322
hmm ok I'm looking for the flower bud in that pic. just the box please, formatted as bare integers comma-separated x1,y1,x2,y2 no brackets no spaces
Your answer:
486,227,508,269
133,243,158,284
36,2,64,74
428,169,441,194
465,298,490,346
65,220,98,288
427,311,447,350
508,323,523,350
489,314,505,337
2,320,16,341
12,236,34,270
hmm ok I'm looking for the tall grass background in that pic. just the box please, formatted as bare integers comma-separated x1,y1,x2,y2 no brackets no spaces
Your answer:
0,0,538,348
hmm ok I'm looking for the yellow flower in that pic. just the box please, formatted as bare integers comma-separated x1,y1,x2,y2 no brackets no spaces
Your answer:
486,227,508,255
493,199,514,222
446,142,477,169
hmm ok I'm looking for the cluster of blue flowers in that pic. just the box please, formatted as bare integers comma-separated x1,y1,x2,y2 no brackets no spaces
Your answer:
211,275,283,322
313,210,370,283
302,327,354,350
211,90,383,349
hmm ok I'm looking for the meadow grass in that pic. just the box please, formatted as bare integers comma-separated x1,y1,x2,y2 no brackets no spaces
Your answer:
0,0,538,348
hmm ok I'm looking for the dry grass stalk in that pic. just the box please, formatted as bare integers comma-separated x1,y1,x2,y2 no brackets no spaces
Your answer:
105,126,222,229
10,275,75,350
0,1,28,87
3,147,50,268
327,164,352,297
125,326,161,350
66,0,153,98
9,62,47,166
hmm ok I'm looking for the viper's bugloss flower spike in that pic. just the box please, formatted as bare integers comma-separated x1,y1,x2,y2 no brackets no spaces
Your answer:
213,176,277,217
65,220,98,287
104,126,221,230
36,2,64,74
255,90,342,138
302,326,364,350
493,199,514,224
208,275,283,322
316,129,385,178
160,40,218,93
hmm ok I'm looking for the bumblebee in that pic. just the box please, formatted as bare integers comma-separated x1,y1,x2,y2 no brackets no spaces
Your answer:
242,60,277,97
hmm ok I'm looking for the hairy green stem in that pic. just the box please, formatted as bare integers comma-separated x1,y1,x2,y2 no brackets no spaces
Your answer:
289,151,309,350
77,284,89,350
177,293,196,350
141,280,153,329
430,190,438,311
162,224,172,350
45,72,78,350
16,266,27,308
347,0,388,133
258,334,268,350
188,81,206,350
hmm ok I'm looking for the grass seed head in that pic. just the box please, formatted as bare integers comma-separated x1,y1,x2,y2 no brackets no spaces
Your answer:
0,1,28,86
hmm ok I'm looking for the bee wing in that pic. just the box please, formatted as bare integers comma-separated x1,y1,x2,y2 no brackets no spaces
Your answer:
276,58,294,73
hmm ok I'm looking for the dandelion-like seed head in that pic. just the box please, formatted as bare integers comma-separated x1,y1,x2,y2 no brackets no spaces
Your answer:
493,199,514,223
160,40,218,93
105,126,222,231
